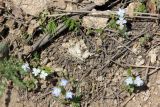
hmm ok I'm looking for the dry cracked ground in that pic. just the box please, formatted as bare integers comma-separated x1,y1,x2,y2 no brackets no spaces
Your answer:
0,0,160,107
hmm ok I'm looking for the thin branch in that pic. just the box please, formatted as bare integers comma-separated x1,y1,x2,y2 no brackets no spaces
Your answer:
121,94,135,107
111,60,160,69
52,10,160,20
110,36,137,55
148,68,160,75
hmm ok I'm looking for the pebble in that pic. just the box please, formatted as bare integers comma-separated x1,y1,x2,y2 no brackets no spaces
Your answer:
41,57,49,65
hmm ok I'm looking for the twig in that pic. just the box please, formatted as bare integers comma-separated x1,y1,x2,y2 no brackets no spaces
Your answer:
111,60,160,69
110,36,137,55
148,67,160,76
146,42,160,54
127,16,159,20
108,0,121,8
121,94,135,107
35,92,51,101
134,12,160,17
31,23,67,52
47,13,73,17
104,28,118,33
144,60,150,84
53,10,160,20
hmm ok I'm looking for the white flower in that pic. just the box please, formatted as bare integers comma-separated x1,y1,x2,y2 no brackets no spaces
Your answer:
52,87,61,97
59,79,68,86
22,63,30,71
116,17,127,25
134,76,144,86
65,91,73,99
125,77,133,85
40,70,48,80
117,8,125,18
32,68,41,76
116,17,127,29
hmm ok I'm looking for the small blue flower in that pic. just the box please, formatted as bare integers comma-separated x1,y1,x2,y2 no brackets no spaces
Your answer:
134,76,144,86
125,77,133,85
52,87,61,97
116,17,127,29
22,63,30,72
65,91,73,99
59,78,68,86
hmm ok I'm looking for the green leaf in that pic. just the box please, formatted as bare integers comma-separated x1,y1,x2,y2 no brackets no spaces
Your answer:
0,80,6,96
64,17,80,31
45,19,57,35
134,3,147,13
71,102,81,107
0,57,29,92
41,66,52,73
107,18,118,29
24,77,38,91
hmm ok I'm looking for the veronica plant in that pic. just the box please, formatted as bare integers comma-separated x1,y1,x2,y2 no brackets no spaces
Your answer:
52,78,81,107
123,68,144,94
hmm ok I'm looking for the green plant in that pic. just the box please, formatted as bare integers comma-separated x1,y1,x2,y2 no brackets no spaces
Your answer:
45,19,57,35
122,68,144,94
118,26,128,38
134,3,147,13
70,95,81,107
156,0,160,10
86,28,94,35
0,57,27,96
24,75,38,91
41,66,52,74
30,51,40,67
107,18,118,29
52,78,82,107
139,34,151,46
95,28,103,34
86,28,103,35
63,17,80,31
39,11,49,26
0,79,6,96
107,17,128,38
123,68,135,94
0,57,43,94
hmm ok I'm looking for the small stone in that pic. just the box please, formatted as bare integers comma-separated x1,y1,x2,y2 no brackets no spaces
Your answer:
143,90,150,101
125,2,142,17
0,16,4,23
66,2,77,11
97,76,104,81
132,43,141,54
136,56,145,66
148,48,157,64
89,0,108,6
46,62,52,67
11,0,48,16
156,80,160,85
82,16,108,29
41,58,49,65
40,80,47,89
23,45,32,55
27,19,39,35
63,39,93,60
54,68,63,72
